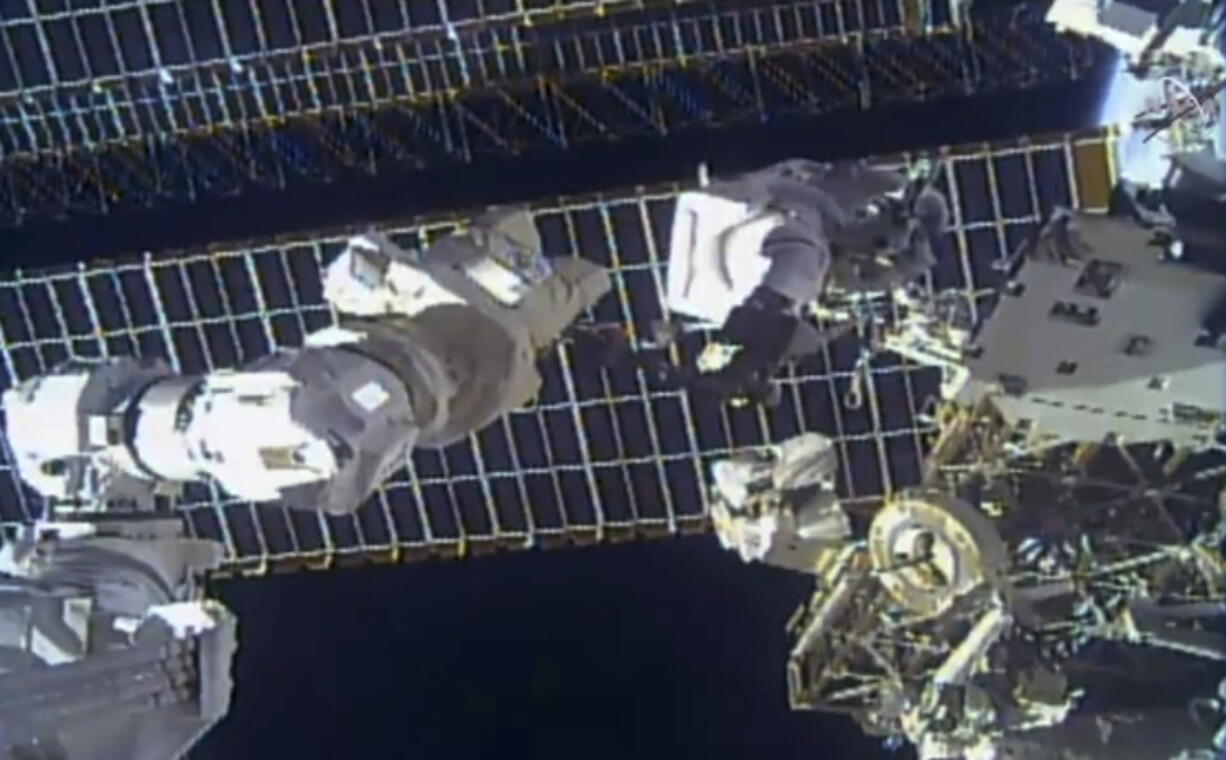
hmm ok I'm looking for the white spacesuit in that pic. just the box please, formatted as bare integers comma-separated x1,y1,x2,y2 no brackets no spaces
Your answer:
616,158,951,404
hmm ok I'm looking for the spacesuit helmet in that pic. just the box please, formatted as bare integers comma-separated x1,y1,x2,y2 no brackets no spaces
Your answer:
834,196,912,257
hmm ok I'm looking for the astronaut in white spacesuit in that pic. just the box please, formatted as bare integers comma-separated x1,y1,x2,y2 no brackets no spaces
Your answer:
578,158,950,404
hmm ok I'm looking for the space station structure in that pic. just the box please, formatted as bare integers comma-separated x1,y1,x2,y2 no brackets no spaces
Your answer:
703,168,1226,756
708,431,1226,759
0,514,236,759
1,208,611,517
877,196,1226,453
635,157,948,403
1047,0,1225,205
1045,0,1224,73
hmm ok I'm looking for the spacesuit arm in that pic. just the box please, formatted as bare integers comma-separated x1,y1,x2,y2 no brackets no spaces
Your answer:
757,221,834,307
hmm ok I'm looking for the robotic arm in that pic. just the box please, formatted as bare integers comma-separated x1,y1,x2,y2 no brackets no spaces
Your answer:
3,208,611,516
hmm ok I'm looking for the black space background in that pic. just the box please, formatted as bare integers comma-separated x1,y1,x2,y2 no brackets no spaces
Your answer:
0,24,1121,760
208,538,882,759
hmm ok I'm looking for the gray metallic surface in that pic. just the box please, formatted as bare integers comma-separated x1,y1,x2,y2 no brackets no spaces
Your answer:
255,346,418,518
369,212,612,448
959,212,1226,448
1167,152,1226,251
0,518,234,760
1100,0,1160,38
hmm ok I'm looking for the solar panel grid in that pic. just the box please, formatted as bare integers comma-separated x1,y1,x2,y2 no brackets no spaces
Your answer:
0,0,668,87
0,129,1116,575
0,0,927,156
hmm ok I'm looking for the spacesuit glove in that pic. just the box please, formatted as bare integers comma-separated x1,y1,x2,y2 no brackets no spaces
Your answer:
721,288,801,358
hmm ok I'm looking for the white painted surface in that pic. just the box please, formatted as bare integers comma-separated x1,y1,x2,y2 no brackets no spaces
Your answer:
665,191,782,325
3,372,91,499
148,601,219,639
351,380,390,412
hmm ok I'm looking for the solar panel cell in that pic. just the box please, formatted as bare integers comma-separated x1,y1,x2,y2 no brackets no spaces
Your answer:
17,280,60,342
488,475,529,534
255,501,295,556
49,279,92,335
183,495,224,539
0,288,31,346
35,339,67,368
123,328,156,357
557,470,597,525
1033,146,1077,213
626,462,667,521
224,499,266,558
357,493,394,547
954,158,995,224
993,153,1035,221
215,254,260,313
963,226,1005,292
419,482,458,540
872,370,919,433
322,510,361,551
404,0,442,29
523,473,564,531
234,317,270,361
286,505,326,551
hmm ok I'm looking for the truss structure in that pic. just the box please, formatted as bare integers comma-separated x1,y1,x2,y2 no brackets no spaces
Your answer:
786,406,1226,735
0,0,1107,227
0,127,1119,576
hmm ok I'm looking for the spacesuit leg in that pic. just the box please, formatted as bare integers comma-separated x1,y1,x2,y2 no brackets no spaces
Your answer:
690,286,803,404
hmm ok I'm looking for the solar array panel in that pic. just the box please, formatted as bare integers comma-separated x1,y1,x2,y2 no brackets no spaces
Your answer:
0,0,1104,229
0,127,1119,576
0,0,949,157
